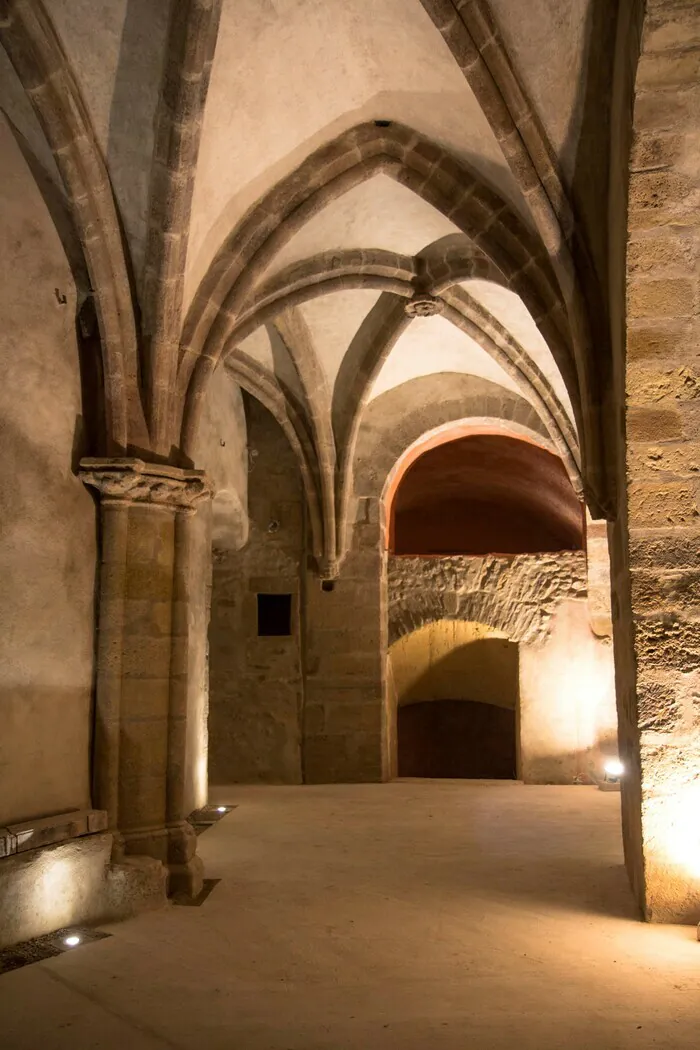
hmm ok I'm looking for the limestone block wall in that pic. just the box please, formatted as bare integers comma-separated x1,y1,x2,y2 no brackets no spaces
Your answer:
0,115,97,827
208,396,305,785
388,554,618,784
302,505,387,783
614,0,700,922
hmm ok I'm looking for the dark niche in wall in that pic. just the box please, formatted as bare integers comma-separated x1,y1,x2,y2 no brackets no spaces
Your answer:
257,593,292,636
391,434,584,556
398,700,516,779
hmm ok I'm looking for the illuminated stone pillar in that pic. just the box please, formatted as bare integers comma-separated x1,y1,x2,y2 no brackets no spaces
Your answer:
586,510,613,640
302,499,389,783
80,458,210,896
614,0,700,923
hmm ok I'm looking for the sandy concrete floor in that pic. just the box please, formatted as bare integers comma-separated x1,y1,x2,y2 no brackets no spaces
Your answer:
2,781,699,1049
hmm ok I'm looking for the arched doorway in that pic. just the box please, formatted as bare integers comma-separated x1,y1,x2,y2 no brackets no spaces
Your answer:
389,621,519,780
384,429,588,781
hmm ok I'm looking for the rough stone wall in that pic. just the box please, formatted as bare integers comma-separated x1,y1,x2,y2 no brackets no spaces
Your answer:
388,553,588,646
208,396,304,784
0,116,97,826
615,0,700,923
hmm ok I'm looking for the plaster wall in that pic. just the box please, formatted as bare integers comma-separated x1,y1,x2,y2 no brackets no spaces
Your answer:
488,0,591,179
520,600,618,784
46,0,170,282
0,117,97,827
208,396,304,785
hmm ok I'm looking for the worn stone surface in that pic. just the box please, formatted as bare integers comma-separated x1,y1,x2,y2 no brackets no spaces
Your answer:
0,833,166,950
388,553,587,646
616,0,700,922
208,395,304,785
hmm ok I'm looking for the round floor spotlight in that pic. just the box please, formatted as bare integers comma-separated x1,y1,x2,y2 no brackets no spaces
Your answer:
217,806,227,813
604,759,624,782
63,935,81,947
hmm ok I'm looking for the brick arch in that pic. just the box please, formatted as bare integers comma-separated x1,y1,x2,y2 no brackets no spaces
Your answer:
233,243,501,330
417,1,573,250
177,122,580,455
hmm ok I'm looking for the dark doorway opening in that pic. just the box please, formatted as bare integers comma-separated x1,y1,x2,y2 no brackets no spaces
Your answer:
398,699,517,778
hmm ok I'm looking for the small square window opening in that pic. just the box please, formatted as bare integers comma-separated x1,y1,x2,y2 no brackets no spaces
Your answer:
257,593,292,636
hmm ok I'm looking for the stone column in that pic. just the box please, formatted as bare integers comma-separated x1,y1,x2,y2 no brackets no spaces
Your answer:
586,510,613,640
613,0,700,923
302,497,389,782
80,458,210,896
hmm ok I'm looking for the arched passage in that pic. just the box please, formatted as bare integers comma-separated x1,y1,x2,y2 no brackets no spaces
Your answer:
389,621,519,779
389,431,584,556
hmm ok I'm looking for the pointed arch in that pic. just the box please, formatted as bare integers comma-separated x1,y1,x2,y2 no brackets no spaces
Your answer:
177,122,579,455
272,309,338,571
224,352,326,568
0,0,145,452
143,0,222,454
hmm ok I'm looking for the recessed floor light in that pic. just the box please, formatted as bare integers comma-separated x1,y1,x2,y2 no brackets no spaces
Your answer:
0,928,110,977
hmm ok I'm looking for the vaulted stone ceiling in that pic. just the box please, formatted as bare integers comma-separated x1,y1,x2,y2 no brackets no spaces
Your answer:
0,0,617,575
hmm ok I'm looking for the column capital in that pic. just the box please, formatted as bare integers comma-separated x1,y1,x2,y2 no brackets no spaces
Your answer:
79,457,210,511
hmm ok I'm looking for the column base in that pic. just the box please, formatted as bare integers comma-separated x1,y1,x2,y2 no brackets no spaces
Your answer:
168,855,205,897
115,820,203,899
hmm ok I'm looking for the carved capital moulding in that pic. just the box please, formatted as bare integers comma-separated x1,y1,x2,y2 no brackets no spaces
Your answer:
79,458,210,512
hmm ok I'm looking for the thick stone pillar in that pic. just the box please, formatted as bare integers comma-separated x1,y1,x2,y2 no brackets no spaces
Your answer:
302,497,389,783
80,458,210,896
614,0,700,922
